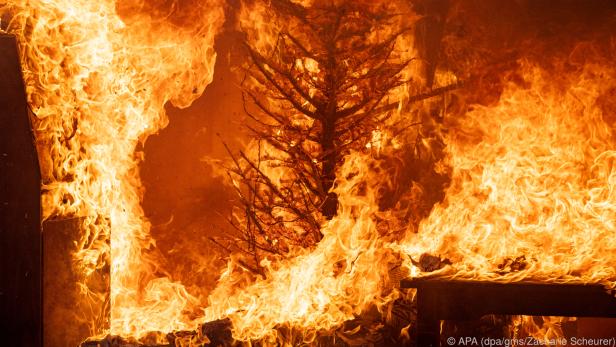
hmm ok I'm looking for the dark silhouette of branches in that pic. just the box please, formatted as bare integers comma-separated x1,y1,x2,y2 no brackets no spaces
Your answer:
218,0,458,271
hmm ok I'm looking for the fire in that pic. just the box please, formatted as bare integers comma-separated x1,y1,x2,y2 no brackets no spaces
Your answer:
202,53,616,343
1,0,224,337
2,0,615,345
400,57,616,291
204,153,403,343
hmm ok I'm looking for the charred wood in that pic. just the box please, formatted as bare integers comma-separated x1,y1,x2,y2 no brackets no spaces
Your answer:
402,277,616,347
0,33,42,347
80,319,233,347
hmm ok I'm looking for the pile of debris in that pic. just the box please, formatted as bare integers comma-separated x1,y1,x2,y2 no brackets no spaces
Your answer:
80,319,232,347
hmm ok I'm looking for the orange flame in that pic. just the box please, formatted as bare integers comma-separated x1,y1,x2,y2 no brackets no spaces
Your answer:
3,0,615,344
201,54,616,343
400,58,616,290
1,0,224,337
204,153,402,343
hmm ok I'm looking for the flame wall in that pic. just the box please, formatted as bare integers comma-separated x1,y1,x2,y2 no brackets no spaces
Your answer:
1,0,616,345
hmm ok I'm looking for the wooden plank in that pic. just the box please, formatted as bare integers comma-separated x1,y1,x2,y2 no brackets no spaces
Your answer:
403,277,616,347
416,289,441,347
402,277,616,319
0,34,42,347
43,218,110,347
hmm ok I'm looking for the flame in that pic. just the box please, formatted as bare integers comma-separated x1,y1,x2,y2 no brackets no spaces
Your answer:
401,57,616,289
1,0,224,337
203,4,616,338
2,0,615,344
199,3,420,342
204,153,402,343
201,56,616,344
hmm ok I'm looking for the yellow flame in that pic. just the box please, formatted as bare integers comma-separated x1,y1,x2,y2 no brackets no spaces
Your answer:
2,0,224,337
204,153,401,343
202,57,616,344
401,60,616,290
3,0,616,344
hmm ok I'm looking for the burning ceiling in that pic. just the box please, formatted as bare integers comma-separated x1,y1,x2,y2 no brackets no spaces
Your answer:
0,0,615,346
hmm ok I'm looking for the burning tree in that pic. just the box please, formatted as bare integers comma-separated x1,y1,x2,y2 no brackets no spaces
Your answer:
215,0,428,268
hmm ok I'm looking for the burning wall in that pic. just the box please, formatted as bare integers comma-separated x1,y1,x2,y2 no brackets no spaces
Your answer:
1,0,225,339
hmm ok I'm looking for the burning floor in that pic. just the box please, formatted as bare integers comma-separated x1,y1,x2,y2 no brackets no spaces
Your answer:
1,0,616,346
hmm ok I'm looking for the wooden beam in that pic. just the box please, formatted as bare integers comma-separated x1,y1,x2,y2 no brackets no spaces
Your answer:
402,277,616,347
43,218,110,347
0,34,42,347
402,277,616,319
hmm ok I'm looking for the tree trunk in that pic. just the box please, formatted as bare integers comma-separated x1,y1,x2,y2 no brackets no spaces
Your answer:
320,37,339,220
320,118,338,219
